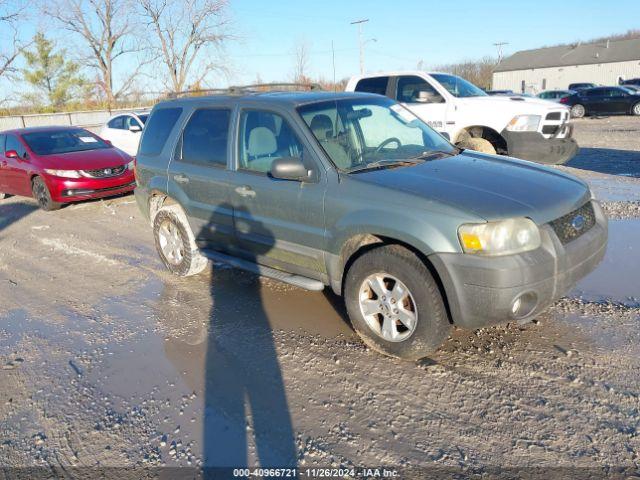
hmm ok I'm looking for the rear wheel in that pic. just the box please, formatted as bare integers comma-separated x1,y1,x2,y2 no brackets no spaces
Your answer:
344,245,451,361
153,205,208,276
31,176,61,211
632,102,640,116
570,104,586,118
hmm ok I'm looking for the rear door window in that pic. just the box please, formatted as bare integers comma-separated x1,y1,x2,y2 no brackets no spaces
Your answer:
354,77,389,96
180,109,231,167
139,107,183,156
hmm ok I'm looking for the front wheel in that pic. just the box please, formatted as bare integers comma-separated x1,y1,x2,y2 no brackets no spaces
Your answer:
153,205,208,276
632,102,640,116
344,245,451,361
570,104,586,118
31,176,60,211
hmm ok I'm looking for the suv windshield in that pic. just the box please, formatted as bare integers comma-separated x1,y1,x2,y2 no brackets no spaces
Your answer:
22,128,110,155
298,96,455,172
430,73,487,98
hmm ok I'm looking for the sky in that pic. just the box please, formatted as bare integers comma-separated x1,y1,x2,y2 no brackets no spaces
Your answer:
2,0,640,99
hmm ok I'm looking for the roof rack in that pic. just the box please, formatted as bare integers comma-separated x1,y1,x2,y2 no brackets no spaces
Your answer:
165,82,323,99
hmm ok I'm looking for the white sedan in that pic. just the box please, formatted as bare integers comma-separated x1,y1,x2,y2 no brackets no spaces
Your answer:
100,112,149,156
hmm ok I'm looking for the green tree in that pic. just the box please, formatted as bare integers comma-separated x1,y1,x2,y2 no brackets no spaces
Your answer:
22,33,86,108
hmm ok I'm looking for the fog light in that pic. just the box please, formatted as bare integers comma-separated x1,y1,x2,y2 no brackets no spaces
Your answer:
511,292,537,319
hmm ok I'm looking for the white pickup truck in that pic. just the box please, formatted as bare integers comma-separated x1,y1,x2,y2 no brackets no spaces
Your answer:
346,71,578,164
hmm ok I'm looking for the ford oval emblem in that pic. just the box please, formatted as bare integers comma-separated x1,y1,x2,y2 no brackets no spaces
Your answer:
571,214,586,231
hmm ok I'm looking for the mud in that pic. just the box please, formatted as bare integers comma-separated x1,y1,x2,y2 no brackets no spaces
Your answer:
1,118,640,477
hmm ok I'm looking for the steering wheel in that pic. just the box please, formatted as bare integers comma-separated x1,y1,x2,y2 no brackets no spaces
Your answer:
374,137,402,155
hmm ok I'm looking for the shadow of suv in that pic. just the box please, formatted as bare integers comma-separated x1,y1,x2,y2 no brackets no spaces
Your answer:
134,88,607,360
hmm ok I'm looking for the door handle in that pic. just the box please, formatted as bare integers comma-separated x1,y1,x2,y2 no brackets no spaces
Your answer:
235,185,256,198
0,160,6,167
173,173,189,184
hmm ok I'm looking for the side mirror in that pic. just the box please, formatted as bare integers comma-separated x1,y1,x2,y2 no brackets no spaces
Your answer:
270,156,310,182
104,139,113,146
129,124,142,132
5,150,18,159
415,90,444,104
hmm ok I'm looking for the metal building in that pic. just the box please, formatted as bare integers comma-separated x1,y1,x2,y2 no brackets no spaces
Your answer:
492,38,640,94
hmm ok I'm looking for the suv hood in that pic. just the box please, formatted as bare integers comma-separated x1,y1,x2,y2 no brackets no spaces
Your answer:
457,95,567,114
351,153,590,224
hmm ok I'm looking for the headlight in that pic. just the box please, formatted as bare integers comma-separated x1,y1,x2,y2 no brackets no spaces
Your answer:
458,218,541,256
44,169,82,178
506,115,541,132
127,160,135,170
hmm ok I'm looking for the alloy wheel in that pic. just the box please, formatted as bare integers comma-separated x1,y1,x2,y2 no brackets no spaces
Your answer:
358,273,418,342
157,219,185,266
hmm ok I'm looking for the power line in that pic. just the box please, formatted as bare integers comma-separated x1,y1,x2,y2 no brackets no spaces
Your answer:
350,18,369,75
493,42,509,63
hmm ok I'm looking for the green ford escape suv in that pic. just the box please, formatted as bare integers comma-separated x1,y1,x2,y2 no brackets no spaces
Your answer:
134,89,607,360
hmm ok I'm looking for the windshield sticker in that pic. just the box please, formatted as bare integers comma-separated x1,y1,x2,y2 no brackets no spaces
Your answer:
390,104,416,123
78,136,98,143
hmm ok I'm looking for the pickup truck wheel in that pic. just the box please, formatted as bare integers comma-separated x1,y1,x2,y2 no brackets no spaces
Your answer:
461,137,496,154
570,104,586,118
153,205,208,276
344,245,451,361
31,176,61,211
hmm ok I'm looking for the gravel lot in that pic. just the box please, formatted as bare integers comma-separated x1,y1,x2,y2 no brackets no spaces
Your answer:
1,117,639,478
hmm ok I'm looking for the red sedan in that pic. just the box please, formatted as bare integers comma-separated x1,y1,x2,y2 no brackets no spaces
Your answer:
0,126,136,210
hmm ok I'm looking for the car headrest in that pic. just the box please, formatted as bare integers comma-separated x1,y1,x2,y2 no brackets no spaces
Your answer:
310,114,333,141
247,126,277,157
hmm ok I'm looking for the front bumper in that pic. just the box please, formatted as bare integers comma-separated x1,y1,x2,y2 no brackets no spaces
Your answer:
501,127,578,165
45,172,136,203
429,201,608,330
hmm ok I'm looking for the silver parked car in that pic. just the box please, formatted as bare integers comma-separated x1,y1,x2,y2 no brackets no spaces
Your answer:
538,90,576,102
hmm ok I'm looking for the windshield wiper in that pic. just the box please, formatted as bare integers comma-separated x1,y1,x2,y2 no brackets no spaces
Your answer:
409,148,461,161
346,158,425,173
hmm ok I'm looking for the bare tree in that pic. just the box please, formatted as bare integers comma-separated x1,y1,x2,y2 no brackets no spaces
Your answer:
139,0,231,93
292,40,310,84
44,0,142,105
434,56,498,90
0,0,28,80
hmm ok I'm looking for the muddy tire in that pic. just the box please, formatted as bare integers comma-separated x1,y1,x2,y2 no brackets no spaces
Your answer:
571,104,586,118
31,176,61,211
462,137,496,154
153,205,208,276
344,244,451,361
632,102,640,116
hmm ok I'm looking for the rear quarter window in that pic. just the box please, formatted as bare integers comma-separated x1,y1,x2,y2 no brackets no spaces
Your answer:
354,77,389,96
139,107,183,156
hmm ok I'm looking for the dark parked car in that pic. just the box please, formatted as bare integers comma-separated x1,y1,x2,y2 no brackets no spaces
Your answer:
568,82,597,91
0,126,135,210
561,86,640,118
134,88,607,360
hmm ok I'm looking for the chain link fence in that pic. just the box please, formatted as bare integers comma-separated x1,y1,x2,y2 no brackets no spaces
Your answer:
0,107,153,131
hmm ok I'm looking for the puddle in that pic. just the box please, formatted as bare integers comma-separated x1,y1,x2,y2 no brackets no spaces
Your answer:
571,219,640,305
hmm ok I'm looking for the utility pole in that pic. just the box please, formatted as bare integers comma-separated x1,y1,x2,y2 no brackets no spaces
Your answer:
351,18,369,74
493,42,509,63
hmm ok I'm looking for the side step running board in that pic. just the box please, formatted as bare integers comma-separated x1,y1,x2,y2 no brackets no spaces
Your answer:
202,250,325,291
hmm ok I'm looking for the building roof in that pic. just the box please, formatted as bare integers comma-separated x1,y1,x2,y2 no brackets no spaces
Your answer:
494,38,640,73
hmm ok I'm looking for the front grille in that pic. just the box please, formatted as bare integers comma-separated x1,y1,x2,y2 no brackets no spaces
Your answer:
542,125,559,135
546,112,561,120
81,165,126,178
549,202,596,245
